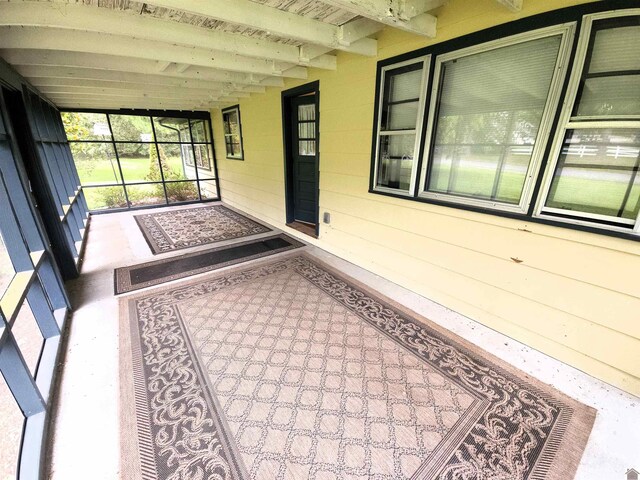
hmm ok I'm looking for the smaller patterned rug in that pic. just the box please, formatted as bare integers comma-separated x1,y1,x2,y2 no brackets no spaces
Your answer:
114,234,305,294
134,205,272,254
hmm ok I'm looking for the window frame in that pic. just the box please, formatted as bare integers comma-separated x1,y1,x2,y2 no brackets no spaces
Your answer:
417,23,576,214
371,55,430,196
534,9,640,234
221,104,245,160
61,109,220,213
367,1,640,241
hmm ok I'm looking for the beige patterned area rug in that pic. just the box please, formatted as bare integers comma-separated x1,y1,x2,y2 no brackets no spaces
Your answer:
134,205,271,254
119,253,595,480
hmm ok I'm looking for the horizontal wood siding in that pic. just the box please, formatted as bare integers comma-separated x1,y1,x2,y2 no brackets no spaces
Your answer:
211,0,640,395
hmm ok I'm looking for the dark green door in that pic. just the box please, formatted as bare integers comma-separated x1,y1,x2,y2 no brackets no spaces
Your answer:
290,95,317,224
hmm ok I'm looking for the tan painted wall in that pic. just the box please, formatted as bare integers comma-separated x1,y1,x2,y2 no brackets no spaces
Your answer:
211,0,640,396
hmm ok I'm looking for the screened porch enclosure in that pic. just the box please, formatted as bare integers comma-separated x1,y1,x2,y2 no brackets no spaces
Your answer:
62,111,220,212
0,0,639,480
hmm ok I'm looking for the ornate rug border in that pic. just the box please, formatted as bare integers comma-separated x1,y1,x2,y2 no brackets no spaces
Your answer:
119,251,596,480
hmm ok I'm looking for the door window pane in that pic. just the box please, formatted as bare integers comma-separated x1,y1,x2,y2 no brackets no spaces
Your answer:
298,104,315,121
426,35,562,204
152,117,191,143
377,134,415,191
298,122,316,139
545,129,640,220
70,143,121,186
109,115,154,142
298,140,316,156
61,112,111,141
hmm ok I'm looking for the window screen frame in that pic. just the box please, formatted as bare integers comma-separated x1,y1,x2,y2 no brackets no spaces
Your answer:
535,9,640,234
221,104,245,161
371,55,430,196
417,23,576,214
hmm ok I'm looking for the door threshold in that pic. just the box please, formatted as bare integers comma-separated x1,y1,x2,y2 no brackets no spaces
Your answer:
287,221,318,239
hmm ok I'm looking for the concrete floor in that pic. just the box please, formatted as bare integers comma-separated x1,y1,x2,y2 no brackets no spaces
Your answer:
47,202,640,480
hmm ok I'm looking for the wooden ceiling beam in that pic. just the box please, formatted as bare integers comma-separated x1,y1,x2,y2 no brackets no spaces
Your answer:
1,50,285,88
320,0,441,37
0,26,308,79
141,0,380,56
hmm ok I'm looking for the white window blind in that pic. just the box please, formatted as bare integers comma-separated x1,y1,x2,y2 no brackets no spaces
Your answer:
540,16,640,230
425,35,563,205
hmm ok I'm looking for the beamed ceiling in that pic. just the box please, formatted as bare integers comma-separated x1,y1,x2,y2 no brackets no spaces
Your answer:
0,0,522,111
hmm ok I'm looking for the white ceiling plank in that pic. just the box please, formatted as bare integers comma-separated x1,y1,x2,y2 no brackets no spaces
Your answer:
51,98,220,111
0,26,305,78
42,89,221,102
496,0,523,12
175,64,191,74
35,84,227,100
49,93,221,105
141,0,381,54
1,50,285,87
16,66,235,91
0,1,341,69
321,0,439,37
31,79,227,96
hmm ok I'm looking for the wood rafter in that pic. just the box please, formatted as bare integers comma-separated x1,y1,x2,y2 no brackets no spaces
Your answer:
0,26,309,79
0,2,339,69
320,0,442,37
141,0,381,55
496,0,523,12
0,50,285,88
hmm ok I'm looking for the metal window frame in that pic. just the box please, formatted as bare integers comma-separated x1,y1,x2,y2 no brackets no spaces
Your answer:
535,9,640,234
60,110,220,211
417,23,576,213
372,55,430,197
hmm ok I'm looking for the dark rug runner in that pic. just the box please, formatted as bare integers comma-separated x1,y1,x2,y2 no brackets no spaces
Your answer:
134,204,272,254
120,253,596,480
114,233,304,294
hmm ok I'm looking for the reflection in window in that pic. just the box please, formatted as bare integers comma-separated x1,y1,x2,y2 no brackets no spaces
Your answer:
546,129,640,220
222,106,244,160
426,35,562,205
542,16,640,229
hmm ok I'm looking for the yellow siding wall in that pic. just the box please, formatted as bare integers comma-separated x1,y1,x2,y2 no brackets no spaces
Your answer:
211,0,640,396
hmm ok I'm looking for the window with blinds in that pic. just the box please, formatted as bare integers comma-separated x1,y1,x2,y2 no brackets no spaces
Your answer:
372,56,429,194
369,7,640,238
539,14,640,231
419,27,572,212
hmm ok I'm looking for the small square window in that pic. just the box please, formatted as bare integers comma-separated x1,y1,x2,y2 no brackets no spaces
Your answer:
222,105,244,160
